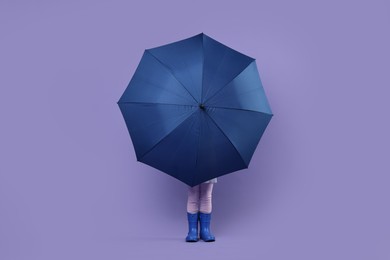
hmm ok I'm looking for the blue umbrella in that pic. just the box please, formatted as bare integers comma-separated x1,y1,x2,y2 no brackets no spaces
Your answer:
117,33,273,187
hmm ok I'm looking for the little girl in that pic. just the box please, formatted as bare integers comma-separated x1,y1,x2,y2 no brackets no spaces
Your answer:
185,177,217,242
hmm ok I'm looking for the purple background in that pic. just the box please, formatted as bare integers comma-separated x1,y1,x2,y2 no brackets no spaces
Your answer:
1,0,389,259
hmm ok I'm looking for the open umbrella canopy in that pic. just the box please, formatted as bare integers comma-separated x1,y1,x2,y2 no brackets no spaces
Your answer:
117,33,273,187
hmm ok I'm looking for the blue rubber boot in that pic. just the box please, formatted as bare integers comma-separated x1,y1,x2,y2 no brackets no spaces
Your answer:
185,212,199,242
199,212,215,242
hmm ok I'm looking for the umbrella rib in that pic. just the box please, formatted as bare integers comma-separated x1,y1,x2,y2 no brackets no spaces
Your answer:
208,106,274,116
192,111,202,186
200,34,205,104
204,112,248,169
137,109,198,162
203,60,255,104
117,101,197,108
146,50,199,104
202,48,229,103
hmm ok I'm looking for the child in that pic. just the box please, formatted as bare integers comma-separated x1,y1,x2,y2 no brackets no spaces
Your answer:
185,178,217,242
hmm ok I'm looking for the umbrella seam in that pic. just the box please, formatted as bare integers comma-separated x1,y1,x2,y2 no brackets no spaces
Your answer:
117,101,198,108
208,106,274,116
120,72,198,105
203,60,256,104
137,109,198,162
167,109,199,186
204,112,249,168
145,50,200,104
201,33,205,104
192,111,202,186
202,48,229,102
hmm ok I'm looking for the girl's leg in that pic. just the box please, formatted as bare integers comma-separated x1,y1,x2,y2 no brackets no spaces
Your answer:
199,183,214,213
187,185,200,213
198,183,215,241
186,185,200,242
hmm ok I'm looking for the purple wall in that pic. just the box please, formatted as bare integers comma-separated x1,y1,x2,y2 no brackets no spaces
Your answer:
1,1,389,259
